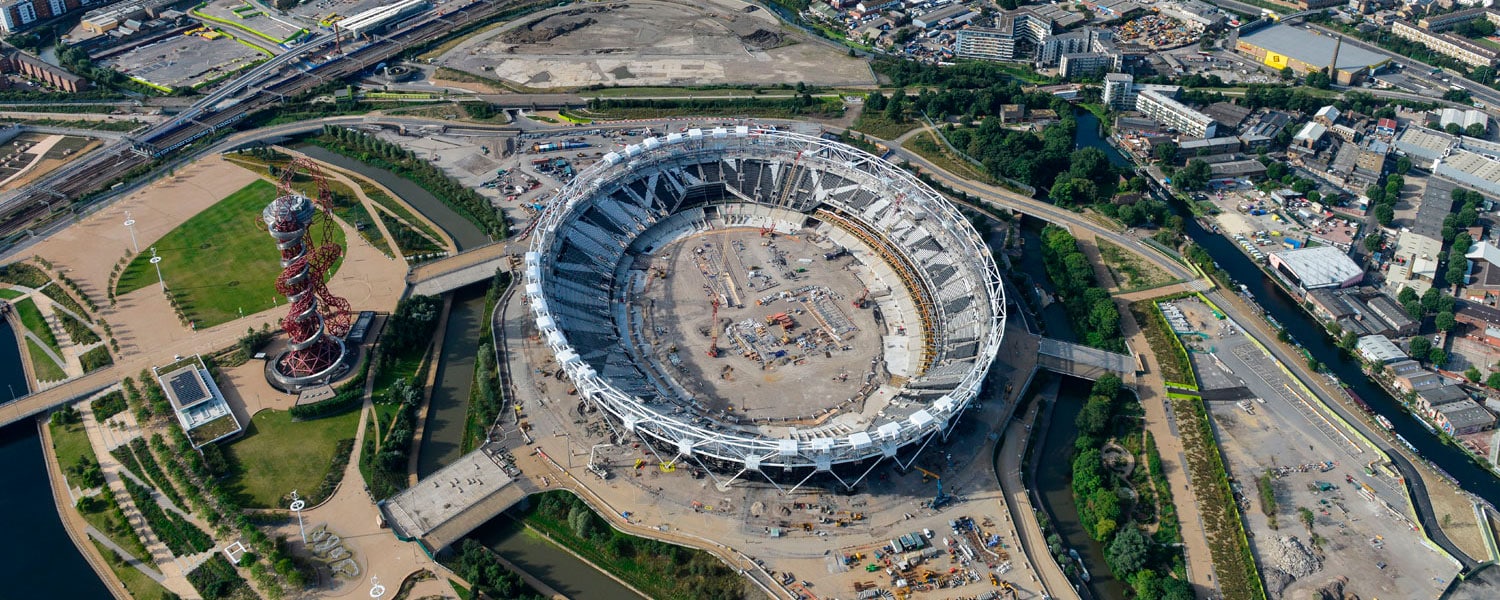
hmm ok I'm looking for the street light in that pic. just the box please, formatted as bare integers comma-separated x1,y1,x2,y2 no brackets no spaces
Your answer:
149,247,165,292
369,576,386,598
123,212,139,253
289,490,307,542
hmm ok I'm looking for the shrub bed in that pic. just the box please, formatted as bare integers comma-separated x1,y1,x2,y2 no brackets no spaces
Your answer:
90,391,127,422
123,476,213,556
80,346,113,372
1173,396,1267,600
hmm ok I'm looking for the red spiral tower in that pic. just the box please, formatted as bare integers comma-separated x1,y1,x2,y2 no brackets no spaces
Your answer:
263,158,351,388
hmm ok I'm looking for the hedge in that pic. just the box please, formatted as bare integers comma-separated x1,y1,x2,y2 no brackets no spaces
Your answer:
289,389,361,420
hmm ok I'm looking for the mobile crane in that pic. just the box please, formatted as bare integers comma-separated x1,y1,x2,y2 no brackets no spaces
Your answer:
706,298,722,358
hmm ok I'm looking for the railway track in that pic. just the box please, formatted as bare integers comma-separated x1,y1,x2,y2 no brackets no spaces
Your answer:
0,0,528,243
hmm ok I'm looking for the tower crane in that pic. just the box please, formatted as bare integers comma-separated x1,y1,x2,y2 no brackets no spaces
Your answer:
706,298,722,358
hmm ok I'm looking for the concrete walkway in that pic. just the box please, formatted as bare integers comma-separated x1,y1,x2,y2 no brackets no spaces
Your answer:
997,385,1080,599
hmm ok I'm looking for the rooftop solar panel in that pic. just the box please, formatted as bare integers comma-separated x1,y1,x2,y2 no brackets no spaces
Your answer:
170,370,208,405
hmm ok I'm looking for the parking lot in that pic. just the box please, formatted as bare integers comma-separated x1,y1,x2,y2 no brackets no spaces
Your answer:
100,33,266,89
1166,296,1459,599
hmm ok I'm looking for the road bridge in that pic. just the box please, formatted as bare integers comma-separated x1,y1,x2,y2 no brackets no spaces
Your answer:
381,443,530,552
1036,337,1138,380
405,241,512,296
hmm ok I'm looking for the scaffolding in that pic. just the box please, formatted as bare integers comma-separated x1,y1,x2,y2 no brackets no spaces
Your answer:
816,207,938,375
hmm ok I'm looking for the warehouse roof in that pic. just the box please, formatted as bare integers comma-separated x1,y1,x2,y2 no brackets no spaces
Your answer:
1270,246,1363,289
1357,335,1408,364
1238,25,1390,72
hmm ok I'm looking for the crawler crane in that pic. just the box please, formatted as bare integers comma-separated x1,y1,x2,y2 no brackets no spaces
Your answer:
706,298,722,358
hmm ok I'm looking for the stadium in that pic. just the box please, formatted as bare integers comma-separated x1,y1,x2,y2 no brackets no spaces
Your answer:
523,128,1005,491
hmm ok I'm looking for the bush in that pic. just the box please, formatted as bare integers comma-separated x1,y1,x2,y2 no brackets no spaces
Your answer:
1040,225,1124,352
57,311,100,345
90,391,128,422
123,476,212,555
80,346,113,372
187,555,252,600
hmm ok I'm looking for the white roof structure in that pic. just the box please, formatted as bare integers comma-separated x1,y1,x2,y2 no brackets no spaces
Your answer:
1316,105,1340,123
1467,241,1500,268
1294,121,1327,144
1357,335,1408,364
1268,246,1363,290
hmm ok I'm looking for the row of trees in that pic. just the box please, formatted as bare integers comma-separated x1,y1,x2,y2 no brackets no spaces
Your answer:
1068,376,1194,600
364,294,442,500
448,540,545,599
1040,225,1125,352
1365,172,1405,228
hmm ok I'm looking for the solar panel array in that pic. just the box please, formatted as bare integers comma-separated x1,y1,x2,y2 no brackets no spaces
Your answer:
170,370,208,406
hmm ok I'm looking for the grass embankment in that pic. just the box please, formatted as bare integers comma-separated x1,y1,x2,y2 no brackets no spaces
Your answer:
1174,395,1267,600
13,297,60,354
849,113,920,140
1097,239,1175,292
582,96,845,121
222,408,361,508
521,491,747,600
91,539,172,600
27,338,66,381
905,129,999,185
1129,297,1196,390
115,179,345,328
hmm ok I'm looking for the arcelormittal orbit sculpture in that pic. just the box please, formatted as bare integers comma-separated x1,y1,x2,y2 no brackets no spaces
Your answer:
264,158,351,389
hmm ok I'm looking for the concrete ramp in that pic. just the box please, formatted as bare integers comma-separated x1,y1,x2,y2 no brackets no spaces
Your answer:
381,443,528,552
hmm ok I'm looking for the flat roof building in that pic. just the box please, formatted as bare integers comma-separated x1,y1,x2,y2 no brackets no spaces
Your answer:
1435,399,1496,435
1268,246,1363,292
1357,335,1408,364
1392,21,1498,68
1435,151,1500,196
153,355,243,447
1236,25,1390,84
1136,89,1217,138
1387,231,1445,297
1395,125,1459,169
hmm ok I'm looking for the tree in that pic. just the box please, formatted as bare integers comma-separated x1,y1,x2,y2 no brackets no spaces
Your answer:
1447,123,1464,136
1076,397,1113,438
1485,372,1500,388
1436,311,1456,332
1175,160,1211,191
1050,177,1099,207
1363,234,1382,253
1299,506,1315,531
1396,155,1412,175
1375,204,1395,226
1467,123,1488,138
1421,288,1441,313
1410,336,1432,358
1131,569,1162,600
1305,70,1331,89
1467,366,1482,382
1398,287,1419,305
884,89,905,122
1159,577,1195,600
1106,526,1152,575
1280,66,1295,80
1430,348,1448,366
1153,141,1179,163
1339,331,1358,351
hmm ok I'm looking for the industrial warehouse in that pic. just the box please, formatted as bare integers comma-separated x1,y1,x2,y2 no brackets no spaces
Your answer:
1234,22,1391,84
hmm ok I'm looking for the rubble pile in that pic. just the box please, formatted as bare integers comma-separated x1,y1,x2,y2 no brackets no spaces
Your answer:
1273,535,1321,579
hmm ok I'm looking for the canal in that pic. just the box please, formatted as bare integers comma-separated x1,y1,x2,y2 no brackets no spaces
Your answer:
0,327,113,597
1071,110,1500,511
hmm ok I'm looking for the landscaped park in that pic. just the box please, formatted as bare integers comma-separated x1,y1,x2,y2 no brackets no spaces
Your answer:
114,180,345,328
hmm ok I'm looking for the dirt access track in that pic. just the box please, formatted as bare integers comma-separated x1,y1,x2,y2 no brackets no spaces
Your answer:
437,0,874,88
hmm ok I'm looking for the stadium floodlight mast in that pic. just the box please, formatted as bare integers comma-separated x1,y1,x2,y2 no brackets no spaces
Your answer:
123,212,139,253
148,247,165,292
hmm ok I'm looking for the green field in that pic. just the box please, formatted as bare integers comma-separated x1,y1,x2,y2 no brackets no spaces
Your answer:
13,297,60,354
28,338,65,382
222,408,361,508
91,540,171,600
50,419,96,489
115,180,346,328
0,287,23,299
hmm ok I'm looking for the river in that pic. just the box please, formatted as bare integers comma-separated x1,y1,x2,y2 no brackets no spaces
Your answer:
0,326,114,597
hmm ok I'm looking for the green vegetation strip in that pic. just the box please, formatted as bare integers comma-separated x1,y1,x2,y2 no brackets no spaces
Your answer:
1040,226,1125,353
0,287,22,299
79,346,112,373
91,540,172,600
13,297,60,354
27,338,65,382
1174,394,1267,600
1129,296,1197,390
123,475,213,556
58,311,100,345
223,408,361,508
523,491,745,600
41,283,92,322
116,179,345,328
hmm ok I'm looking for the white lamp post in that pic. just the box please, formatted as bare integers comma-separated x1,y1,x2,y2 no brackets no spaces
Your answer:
289,490,307,542
369,576,386,598
123,212,139,253
149,247,165,292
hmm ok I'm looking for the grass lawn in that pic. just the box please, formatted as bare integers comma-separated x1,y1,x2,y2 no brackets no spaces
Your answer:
115,180,345,328
13,297,60,354
1097,238,1175,291
0,287,23,299
224,154,393,257
850,113,920,140
222,408,361,508
50,419,96,489
28,338,66,382
91,540,171,600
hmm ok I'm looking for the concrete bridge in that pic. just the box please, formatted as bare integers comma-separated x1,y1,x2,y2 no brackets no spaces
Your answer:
1036,337,1138,381
405,241,513,297
0,365,119,428
380,443,529,552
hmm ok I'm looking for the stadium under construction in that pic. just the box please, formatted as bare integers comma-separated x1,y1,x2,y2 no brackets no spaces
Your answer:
523,128,1006,491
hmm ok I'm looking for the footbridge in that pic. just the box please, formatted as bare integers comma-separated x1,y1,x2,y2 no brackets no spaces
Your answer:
1036,337,1138,380
405,241,513,297
380,443,529,552
0,365,119,427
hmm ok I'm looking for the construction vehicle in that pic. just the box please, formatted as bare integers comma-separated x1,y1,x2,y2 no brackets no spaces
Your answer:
852,288,870,309
914,467,955,509
706,298,722,358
